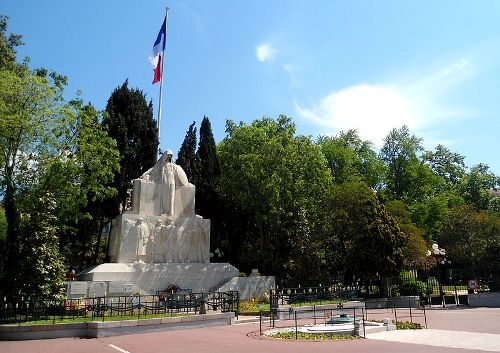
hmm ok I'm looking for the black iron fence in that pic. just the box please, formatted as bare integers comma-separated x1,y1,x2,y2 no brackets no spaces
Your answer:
391,266,493,306
0,291,239,325
259,305,367,339
262,296,428,339
270,285,364,313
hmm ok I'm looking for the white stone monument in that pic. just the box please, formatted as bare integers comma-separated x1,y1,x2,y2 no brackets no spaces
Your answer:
79,150,239,296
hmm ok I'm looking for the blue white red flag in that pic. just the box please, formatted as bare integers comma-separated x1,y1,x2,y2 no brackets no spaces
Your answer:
149,17,167,84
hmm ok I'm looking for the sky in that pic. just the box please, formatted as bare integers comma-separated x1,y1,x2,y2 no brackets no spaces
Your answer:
3,0,500,174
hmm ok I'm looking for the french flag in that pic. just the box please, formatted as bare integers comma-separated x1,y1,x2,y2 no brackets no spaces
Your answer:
149,17,167,84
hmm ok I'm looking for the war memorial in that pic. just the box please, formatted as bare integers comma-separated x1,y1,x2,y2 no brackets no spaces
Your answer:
68,150,274,299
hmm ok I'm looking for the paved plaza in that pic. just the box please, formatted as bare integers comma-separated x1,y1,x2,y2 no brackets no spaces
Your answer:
1,307,499,353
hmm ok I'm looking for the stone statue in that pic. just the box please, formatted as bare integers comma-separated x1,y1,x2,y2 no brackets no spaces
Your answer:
152,220,166,263
108,148,210,264
140,149,192,216
131,219,150,263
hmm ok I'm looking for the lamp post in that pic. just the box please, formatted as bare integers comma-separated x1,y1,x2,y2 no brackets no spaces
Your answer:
426,243,450,307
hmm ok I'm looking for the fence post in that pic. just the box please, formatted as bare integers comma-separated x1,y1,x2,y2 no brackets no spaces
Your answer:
409,301,412,323
52,301,56,325
423,304,427,329
138,293,141,321
362,308,366,338
295,311,298,340
394,304,397,327
259,310,262,335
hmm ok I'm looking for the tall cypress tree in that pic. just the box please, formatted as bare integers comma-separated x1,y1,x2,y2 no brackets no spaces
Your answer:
176,121,199,183
103,80,159,217
197,116,220,217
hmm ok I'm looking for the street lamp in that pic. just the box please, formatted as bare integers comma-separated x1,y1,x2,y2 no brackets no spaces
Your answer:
426,243,446,260
426,243,450,306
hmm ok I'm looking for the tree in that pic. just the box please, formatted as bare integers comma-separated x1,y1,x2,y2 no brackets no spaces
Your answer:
321,181,406,288
0,15,23,71
196,116,220,217
318,129,384,188
0,68,68,288
461,163,500,210
385,200,428,267
379,126,426,200
423,144,466,190
0,207,6,278
176,121,199,183
0,17,120,297
52,101,119,269
438,205,500,289
218,116,332,279
103,80,158,216
17,193,66,300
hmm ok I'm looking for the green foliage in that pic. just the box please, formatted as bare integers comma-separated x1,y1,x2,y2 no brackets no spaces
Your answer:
218,115,332,280
266,331,360,340
394,271,429,297
461,163,500,210
319,129,384,188
238,299,270,312
321,181,406,281
395,321,423,329
0,15,24,71
438,205,500,279
0,66,69,292
385,200,427,266
379,126,437,202
176,121,199,183
423,144,465,190
0,18,120,295
103,80,158,216
196,116,220,218
18,193,66,300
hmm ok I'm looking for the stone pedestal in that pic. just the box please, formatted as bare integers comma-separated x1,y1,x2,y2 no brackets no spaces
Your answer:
79,262,239,295
108,213,210,264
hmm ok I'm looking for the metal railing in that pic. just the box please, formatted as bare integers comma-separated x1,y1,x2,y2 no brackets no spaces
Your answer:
270,285,359,312
0,291,239,325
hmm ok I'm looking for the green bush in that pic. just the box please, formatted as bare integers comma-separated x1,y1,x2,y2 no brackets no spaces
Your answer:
395,271,431,296
395,321,423,329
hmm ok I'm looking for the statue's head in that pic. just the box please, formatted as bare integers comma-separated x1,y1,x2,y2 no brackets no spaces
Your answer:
161,149,174,163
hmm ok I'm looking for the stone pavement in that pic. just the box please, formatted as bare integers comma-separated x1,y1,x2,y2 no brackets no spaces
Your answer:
367,329,500,352
0,307,499,353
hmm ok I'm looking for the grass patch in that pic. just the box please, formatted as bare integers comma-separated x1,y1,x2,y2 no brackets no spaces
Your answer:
239,300,270,313
269,331,360,340
4,312,190,326
290,299,345,307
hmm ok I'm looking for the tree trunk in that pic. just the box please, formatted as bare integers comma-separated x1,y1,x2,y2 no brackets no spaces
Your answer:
381,276,391,298
4,176,20,297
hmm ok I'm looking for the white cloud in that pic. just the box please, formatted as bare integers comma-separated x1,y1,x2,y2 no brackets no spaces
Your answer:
295,85,415,146
256,44,276,62
295,58,475,146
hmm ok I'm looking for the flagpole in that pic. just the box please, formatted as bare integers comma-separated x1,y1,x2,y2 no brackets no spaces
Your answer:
157,7,169,151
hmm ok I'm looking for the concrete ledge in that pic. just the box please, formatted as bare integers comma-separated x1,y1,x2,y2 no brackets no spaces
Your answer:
0,312,235,340
468,292,500,307
365,296,420,309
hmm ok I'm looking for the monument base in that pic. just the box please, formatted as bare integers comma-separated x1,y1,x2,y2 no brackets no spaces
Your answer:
73,262,239,297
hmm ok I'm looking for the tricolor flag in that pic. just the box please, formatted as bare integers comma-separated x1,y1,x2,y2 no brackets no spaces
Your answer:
149,17,167,84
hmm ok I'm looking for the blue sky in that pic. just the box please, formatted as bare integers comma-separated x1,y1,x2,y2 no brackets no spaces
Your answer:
3,0,500,174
